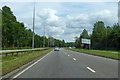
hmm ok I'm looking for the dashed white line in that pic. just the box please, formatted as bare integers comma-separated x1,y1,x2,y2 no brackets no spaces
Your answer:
73,58,76,61
65,53,67,54
0,77,2,80
13,51,52,78
68,55,70,56
87,67,96,73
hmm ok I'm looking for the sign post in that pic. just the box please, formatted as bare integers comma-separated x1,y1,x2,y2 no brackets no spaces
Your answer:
81,39,91,49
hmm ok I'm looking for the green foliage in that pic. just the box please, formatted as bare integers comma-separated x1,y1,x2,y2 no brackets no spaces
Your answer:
75,29,90,48
2,48,53,75
66,42,75,47
80,29,89,39
2,6,65,49
66,48,120,60
75,21,120,50
0,9,2,50
91,21,120,50
91,21,106,49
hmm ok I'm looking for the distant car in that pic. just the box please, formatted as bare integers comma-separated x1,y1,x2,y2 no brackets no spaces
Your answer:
54,47,59,51
71,47,75,49
69,47,72,49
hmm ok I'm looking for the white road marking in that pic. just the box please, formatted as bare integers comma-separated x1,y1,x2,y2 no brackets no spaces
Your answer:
73,58,76,61
65,53,67,54
87,67,96,73
0,77,2,80
13,51,52,78
68,55,70,56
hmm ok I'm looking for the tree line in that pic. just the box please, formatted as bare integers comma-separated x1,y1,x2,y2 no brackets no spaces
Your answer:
1,6,65,49
75,21,120,50
1,6,120,50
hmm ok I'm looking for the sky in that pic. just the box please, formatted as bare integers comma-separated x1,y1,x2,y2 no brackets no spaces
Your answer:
1,1,118,42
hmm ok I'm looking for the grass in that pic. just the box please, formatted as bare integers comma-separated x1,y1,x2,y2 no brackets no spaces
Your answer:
2,47,32,50
2,48,53,75
91,49,120,53
2,47,49,50
65,48,120,60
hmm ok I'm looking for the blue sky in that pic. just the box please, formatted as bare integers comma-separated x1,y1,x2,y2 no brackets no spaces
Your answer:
1,2,118,42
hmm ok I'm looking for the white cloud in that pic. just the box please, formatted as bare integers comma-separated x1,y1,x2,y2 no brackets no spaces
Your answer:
90,9,118,25
63,9,117,41
66,9,117,30
18,8,117,42
32,8,118,42
2,2,117,42
49,26,64,34
38,8,58,22
37,8,66,39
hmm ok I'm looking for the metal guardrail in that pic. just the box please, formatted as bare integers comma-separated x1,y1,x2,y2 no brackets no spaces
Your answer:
0,48,49,56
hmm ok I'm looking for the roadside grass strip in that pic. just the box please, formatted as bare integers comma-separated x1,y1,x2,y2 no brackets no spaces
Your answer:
2,48,53,75
65,48,120,60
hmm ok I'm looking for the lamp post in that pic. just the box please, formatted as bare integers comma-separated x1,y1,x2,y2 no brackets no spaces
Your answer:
32,3,35,49
43,24,45,48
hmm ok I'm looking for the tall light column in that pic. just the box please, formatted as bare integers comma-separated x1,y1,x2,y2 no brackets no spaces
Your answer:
43,24,45,48
32,3,35,49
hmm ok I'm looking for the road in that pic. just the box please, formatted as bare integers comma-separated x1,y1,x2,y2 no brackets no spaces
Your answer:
13,48,118,78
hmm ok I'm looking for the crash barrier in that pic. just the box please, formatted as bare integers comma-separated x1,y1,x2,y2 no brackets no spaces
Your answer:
0,48,49,56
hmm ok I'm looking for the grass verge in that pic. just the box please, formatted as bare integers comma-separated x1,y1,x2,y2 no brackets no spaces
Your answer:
65,48,120,60
2,48,53,75
2,47,32,50
2,47,49,50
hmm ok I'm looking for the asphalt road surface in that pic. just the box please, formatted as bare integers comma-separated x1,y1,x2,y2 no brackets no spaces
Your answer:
13,48,118,78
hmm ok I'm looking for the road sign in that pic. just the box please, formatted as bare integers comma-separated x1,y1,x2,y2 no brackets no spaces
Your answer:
81,39,91,44
81,44,84,47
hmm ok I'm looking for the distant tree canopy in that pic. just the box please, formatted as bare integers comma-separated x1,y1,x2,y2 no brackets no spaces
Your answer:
1,6,120,50
1,6,65,49
66,42,75,47
75,21,120,50
75,29,90,48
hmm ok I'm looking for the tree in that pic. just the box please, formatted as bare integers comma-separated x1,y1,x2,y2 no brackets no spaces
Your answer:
91,21,106,49
0,9,2,49
75,29,89,48
62,40,65,47
109,24,120,50
2,6,17,48
80,29,89,39
2,6,66,49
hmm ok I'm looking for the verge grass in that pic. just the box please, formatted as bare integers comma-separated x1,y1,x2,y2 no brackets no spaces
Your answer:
65,48,120,60
2,48,53,75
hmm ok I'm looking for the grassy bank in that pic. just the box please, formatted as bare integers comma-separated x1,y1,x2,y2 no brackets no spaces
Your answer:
2,47,32,50
2,47,49,50
2,48,53,75
65,48,120,60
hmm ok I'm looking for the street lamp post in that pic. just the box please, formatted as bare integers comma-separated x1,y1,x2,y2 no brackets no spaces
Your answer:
43,24,45,48
32,3,35,49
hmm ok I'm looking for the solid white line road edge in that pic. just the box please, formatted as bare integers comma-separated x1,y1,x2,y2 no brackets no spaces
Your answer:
73,58,76,61
13,50,53,78
87,67,96,73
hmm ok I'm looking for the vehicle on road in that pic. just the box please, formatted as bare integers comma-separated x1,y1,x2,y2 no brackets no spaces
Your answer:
71,47,75,49
54,47,59,51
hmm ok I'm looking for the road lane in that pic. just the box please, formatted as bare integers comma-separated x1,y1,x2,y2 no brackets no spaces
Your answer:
13,48,118,78
64,49,118,78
